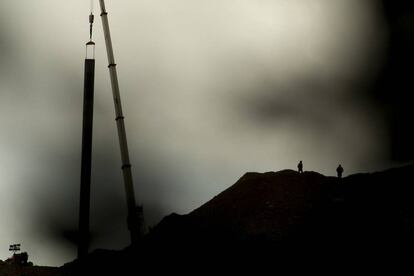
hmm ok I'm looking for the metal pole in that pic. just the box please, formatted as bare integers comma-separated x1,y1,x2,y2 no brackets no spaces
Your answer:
98,0,140,244
78,56,95,258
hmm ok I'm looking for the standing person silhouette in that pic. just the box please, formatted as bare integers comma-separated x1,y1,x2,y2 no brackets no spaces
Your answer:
298,161,303,173
336,164,344,178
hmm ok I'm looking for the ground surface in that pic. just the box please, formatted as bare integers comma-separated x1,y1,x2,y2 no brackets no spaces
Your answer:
4,165,414,274
0,263,60,276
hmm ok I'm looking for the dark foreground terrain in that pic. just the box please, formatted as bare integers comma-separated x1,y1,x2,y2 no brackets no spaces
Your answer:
0,262,59,276
3,165,414,274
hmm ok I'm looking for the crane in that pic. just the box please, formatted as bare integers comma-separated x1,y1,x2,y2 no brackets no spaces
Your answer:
78,0,141,258
97,0,142,245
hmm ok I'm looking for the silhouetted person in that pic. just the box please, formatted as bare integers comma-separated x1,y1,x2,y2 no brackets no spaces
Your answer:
298,161,303,173
336,164,344,178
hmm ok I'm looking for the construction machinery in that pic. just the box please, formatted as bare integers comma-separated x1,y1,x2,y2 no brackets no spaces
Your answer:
78,0,142,258
7,244,30,266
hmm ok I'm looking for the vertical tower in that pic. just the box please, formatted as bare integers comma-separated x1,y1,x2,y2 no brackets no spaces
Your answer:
78,40,96,258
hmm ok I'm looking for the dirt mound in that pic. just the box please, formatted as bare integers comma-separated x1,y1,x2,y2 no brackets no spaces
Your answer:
61,165,414,274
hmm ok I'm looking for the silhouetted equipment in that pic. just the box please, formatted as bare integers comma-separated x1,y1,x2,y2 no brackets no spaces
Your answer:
298,161,303,173
98,0,141,244
78,18,96,258
76,2,142,257
9,244,20,254
337,165,344,178
7,244,29,265
7,252,28,265
89,14,94,40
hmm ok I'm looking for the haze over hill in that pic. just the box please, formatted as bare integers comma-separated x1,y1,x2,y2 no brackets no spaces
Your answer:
54,164,414,274
1,164,412,275
1,0,413,266
148,165,414,248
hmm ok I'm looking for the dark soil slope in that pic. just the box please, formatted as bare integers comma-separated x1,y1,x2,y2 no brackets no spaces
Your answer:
61,165,414,274
148,165,414,250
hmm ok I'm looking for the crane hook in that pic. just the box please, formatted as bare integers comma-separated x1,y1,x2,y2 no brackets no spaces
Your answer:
88,0,95,40
89,13,94,40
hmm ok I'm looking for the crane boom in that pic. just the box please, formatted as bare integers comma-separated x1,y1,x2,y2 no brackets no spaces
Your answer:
98,0,141,244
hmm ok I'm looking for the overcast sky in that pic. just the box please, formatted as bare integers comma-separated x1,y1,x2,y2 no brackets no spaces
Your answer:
0,0,408,266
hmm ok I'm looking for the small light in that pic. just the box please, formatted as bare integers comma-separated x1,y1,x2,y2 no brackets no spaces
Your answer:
86,41,95,60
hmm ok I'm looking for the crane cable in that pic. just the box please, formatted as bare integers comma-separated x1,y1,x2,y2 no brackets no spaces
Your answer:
89,0,95,40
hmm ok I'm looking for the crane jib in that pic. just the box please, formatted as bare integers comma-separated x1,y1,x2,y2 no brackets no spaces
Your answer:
98,0,142,244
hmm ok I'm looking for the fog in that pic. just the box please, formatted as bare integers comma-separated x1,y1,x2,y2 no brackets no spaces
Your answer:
0,0,409,266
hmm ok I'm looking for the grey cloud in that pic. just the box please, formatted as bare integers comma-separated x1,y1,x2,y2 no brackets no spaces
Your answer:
0,0,405,266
